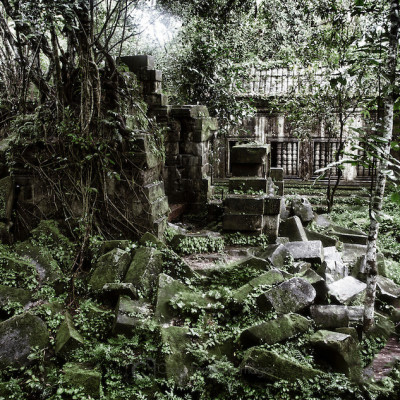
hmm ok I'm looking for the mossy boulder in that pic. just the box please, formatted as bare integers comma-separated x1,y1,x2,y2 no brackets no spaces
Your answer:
256,277,316,314
255,244,292,269
309,330,362,381
113,296,152,335
89,248,132,292
310,305,363,329
55,312,84,357
233,269,284,303
240,347,322,381
63,363,102,398
160,326,194,386
101,282,138,305
240,313,312,348
0,312,49,368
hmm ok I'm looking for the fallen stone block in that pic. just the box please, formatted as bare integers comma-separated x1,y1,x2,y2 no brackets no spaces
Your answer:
284,240,324,265
155,274,188,323
160,326,193,386
124,247,163,299
291,197,314,224
98,240,132,255
297,268,327,301
327,225,367,245
89,248,132,292
55,312,84,357
310,305,364,328
309,330,362,380
319,259,348,285
256,277,316,314
113,296,152,335
342,244,367,265
255,244,292,269
139,232,168,250
376,276,400,302
233,269,285,303
0,285,32,315
63,363,102,398
279,216,308,242
240,347,322,381
305,229,338,248
328,276,366,305
351,253,387,281
0,313,49,368
102,282,138,305
336,327,359,342
240,313,312,347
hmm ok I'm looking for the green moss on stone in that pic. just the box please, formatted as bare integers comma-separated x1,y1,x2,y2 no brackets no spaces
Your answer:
63,363,102,398
55,312,84,356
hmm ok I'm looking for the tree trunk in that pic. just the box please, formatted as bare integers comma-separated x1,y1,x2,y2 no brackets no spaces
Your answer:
363,0,399,332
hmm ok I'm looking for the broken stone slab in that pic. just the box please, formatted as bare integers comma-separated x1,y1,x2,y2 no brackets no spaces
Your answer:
279,216,308,242
305,228,338,248
240,313,312,348
376,276,400,302
254,244,292,269
89,248,132,292
101,283,138,305
63,363,102,399
310,305,364,328
291,197,314,224
160,326,193,386
124,247,163,299
342,243,367,265
324,247,343,263
309,330,362,380
327,225,367,245
240,347,322,381
0,285,32,315
313,213,332,228
233,269,285,303
256,277,316,314
55,312,84,357
0,313,49,368
155,274,188,324
284,240,324,265
328,276,366,305
336,327,359,342
113,296,152,335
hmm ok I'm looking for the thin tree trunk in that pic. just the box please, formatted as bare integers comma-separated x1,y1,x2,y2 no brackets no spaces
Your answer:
363,0,399,332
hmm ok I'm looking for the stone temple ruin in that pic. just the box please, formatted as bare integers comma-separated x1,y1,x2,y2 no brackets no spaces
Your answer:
0,55,400,397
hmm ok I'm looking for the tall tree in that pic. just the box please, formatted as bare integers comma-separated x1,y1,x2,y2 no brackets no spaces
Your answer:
363,0,400,331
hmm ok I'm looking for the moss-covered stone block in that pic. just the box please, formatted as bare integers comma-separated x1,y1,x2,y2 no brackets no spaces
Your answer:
155,273,187,323
30,220,75,269
55,312,84,357
233,269,284,303
240,347,322,381
0,284,32,314
240,313,312,347
160,326,193,386
113,296,152,335
139,232,168,250
98,240,132,255
89,248,132,292
63,363,102,399
309,330,362,381
14,241,65,293
0,312,49,368
256,277,316,314
102,282,138,305
124,247,163,299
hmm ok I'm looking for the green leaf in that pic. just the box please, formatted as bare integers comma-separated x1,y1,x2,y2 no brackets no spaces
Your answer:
390,192,400,204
